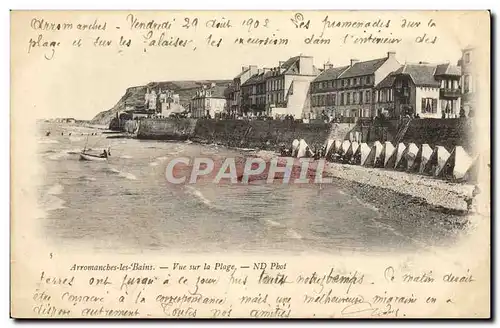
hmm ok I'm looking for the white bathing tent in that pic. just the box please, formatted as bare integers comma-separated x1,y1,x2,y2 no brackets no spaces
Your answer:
378,141,395,168
340,140,351,155
291,139,300,157
423,146,451,176
410,144,433,174
396,142,419,171
363,141,382,167
353,142,371,165
438,146,474,180
297,139,313,158
344,141,359,163
386,142,406,169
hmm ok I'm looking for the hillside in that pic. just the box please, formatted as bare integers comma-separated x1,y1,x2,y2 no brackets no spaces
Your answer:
90,80,231,125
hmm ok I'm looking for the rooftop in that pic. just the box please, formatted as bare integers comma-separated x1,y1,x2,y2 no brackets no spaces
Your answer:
339,57,388,79
313,65,350,83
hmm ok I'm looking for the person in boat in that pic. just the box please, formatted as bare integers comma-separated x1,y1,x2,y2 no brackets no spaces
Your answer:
100,149,108,158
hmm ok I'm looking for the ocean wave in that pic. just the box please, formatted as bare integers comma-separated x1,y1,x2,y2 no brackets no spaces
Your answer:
48,151,70,160
264,218,282,227
287,229,303,240
120,155,133,159
38,139,59,144
69,136,84,142
77,175,96,182
47,184,63,195
185,186,218,209
150,156,169,167
352,195,379,212
103,167,137,180
37,188,66,219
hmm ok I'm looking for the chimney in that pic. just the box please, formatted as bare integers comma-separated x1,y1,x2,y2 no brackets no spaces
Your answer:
242,66,249,72
262,67,271,73
323,62,334,70
248,65,258,76
387,51,396,59
350,59,359,67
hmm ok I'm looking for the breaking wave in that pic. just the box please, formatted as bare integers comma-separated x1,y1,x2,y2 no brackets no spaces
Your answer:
185,185,219,209
38,139,59,144
103,167,137,180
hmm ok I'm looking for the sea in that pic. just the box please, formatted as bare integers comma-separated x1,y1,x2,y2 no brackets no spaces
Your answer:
35,122,466,255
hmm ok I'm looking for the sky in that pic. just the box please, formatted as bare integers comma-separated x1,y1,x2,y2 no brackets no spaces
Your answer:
10,10,488,120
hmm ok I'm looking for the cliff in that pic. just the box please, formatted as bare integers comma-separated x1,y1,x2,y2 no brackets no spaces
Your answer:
90,80,231,125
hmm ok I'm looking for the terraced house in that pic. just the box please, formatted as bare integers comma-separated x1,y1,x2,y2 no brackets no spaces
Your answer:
309,52,401,119
225,65,258,115
391,62,462,118
237,55,319,118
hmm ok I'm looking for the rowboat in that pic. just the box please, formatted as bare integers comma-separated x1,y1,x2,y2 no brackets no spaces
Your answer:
79,152,108,162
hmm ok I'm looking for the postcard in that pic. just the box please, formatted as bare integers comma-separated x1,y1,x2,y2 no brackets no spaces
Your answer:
10,10,490,318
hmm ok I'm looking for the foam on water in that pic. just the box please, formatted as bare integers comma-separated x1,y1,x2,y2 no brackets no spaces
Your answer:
287,229,303,240
104,167,137,180
120,155,133,159
352,195,379,212
48,151,70,161
38,184,67,219
38,139,59,144
47,184,63,195
185,186,217,209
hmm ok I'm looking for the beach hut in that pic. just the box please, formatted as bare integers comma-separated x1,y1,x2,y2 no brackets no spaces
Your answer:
410,144,433,174
340,140,351,155
386,142,406,169
396,143,419,171
364,141,383,167
324,139,335,156
291,139,300,157
297,139,313,158
439,146,474,180
353,143,371,166
377,141,395,168
344,141,359,164
423,146,451,176
463,155,480,183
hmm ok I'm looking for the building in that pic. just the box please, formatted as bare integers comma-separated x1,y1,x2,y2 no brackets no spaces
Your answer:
309,62,349,119
144,88,158,112
158,89,183,117
309,52,401,119
459,46,476,116
266,55,319,118
190,84,227,118
390,63,461,118
226,65,258,115
374,72,398,117
240,68,270,115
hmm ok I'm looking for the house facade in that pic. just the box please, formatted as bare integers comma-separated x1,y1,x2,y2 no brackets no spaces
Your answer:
308,52,401,119
459,46,476,116
267,56,319,118
190,84,227,118
226,65,258,115
391,63,461,119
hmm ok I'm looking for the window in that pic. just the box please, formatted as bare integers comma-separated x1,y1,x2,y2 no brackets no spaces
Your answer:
421,98,438,113
365,90,370,103
332,94,336,106
465,52,470,64
351,78,355,86
340,93,344,105
359,91,363,104
464,75,471,93
347,92,351,105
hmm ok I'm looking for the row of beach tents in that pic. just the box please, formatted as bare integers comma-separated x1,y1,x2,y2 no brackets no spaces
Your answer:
288,138,479,183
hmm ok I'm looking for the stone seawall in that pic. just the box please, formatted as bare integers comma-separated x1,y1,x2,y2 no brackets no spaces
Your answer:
402,118,474,152
191,119,331,150
136,118,198,140
134,117,474,152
